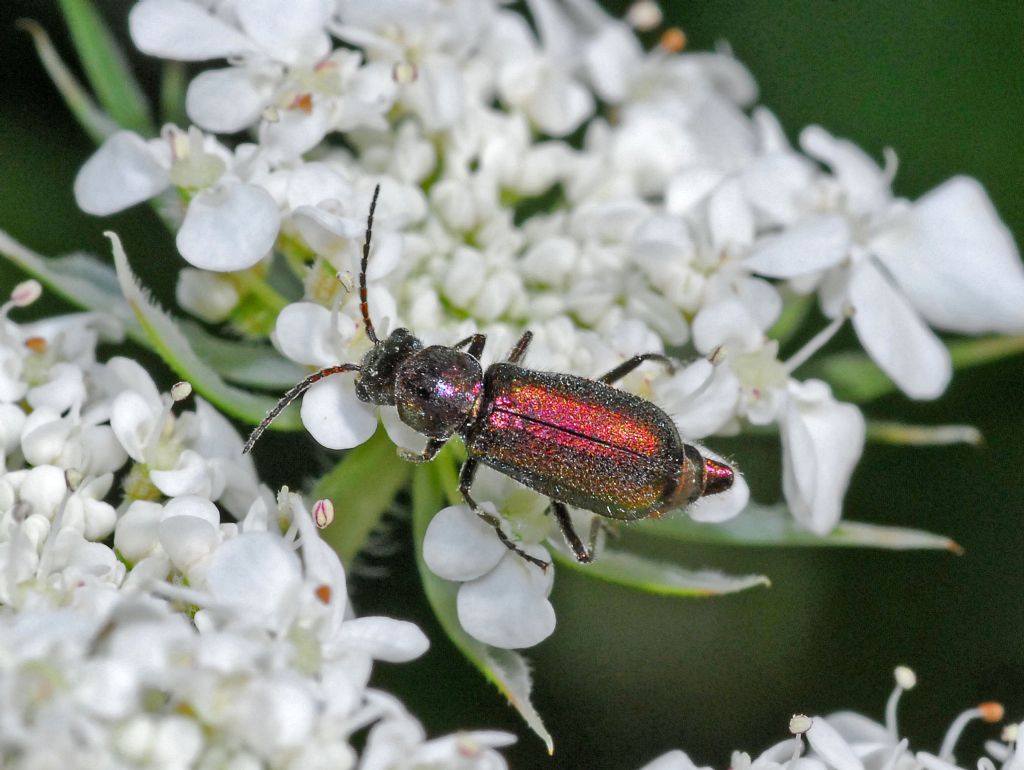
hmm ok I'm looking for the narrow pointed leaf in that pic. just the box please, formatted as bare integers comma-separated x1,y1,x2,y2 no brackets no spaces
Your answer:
18,19,116,144
412,460,553,754
867,420,982,447
57,0,154,135
314,427,410,567
107,231,301,428
0,232,303,390
548,541,769,596
639,505,960,553
181,320,306,388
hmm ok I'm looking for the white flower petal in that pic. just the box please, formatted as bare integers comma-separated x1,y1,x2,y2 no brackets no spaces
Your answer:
423,504,507,582
259,101,332,163
744,216,851,279
800,125,890,217
206,532,303,621
708,179,754,254
870,176,1024,334
806,715,866,770
780,380,865,535
177,183,281,271
337,616,429,662
114,500,164,562
186,67,270,133
74,132,169,216
129,0,257,60
274,302,351,367
849,262,951,400
236,0,331,64
300,376,378,450
687,458,749,523
110,390,157,463
151,449,217,500
457,547,556,649
158,513,219,572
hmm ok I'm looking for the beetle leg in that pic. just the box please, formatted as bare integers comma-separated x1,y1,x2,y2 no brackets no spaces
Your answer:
551,501,592,563
598,353,675,385
398,438,446,463
458,458,550,571
453,333,487,359
505,331,533,365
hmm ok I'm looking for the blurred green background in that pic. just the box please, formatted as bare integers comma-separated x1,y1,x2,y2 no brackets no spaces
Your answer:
0,2,1021,768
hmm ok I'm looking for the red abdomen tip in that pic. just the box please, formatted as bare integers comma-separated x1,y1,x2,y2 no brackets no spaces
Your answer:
703,458,734,496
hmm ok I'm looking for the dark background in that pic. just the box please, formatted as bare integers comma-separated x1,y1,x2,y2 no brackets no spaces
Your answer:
1,2,1021,768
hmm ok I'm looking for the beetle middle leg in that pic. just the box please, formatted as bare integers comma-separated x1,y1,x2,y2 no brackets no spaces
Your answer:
458,457,550,570
399,437,446,463
598,353,675,385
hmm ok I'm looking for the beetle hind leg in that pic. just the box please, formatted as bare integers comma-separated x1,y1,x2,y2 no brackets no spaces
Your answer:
551,501,595,563
458,458,550,571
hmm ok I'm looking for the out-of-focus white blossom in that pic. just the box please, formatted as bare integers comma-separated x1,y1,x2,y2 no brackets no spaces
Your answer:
641,667,1018,770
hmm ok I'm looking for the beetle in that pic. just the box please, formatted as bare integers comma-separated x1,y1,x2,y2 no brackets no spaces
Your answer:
244,185,735,569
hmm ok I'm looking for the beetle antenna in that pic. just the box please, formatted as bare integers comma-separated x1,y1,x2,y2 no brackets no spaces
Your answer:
360,184,381,345
243,363,361,453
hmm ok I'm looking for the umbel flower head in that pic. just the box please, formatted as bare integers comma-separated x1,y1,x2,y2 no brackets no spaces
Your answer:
65,0,1024,653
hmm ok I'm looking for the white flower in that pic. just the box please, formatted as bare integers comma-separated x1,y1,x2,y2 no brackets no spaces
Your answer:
75,126,280,271
423,467,556,649
743,127,1024,399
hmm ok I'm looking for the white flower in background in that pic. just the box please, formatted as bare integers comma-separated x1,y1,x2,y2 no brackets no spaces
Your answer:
641,667,1016,770
743,126,1024,399
130,0,396,160
0,491,513,768
75,125,280,271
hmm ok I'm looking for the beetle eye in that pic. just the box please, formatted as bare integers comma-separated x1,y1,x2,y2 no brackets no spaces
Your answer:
417,385,431,400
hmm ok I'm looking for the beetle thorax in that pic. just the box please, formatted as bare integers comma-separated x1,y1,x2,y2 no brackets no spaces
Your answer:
354,328,423,405
395,347,484,439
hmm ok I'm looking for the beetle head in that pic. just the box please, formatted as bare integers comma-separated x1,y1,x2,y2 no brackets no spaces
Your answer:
395,346,483,439
355,327,423,405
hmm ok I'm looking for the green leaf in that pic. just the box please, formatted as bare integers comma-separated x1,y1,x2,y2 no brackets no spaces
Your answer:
867,420,982,447
18,19,116,144
313,427,410,567
549,542,769,596
0,232,303,391
806,351,896,403
637,504,961,553
160,61,188,127
107,231,302,429
810,335,1024,403
411,461,553,754
181,320,307,389
768,291,813,345
57,0,154,136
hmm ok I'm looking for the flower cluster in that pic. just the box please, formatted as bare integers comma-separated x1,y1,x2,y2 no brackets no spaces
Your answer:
0,284,512,768
641,667,1021,770
70,0,1024,652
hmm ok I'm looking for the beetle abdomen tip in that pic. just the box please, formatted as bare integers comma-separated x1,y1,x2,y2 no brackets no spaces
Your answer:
702,457,734,496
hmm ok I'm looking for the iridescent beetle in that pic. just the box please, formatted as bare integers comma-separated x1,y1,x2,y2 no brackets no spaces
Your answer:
244,186,735,569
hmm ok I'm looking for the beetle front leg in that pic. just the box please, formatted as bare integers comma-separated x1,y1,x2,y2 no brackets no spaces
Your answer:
505,331,533,365
458,457,550,571
398,437,446,463
598,353,675,385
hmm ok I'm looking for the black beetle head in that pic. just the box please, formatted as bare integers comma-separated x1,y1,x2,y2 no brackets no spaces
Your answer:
355,328,423,405
395,346,484,439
